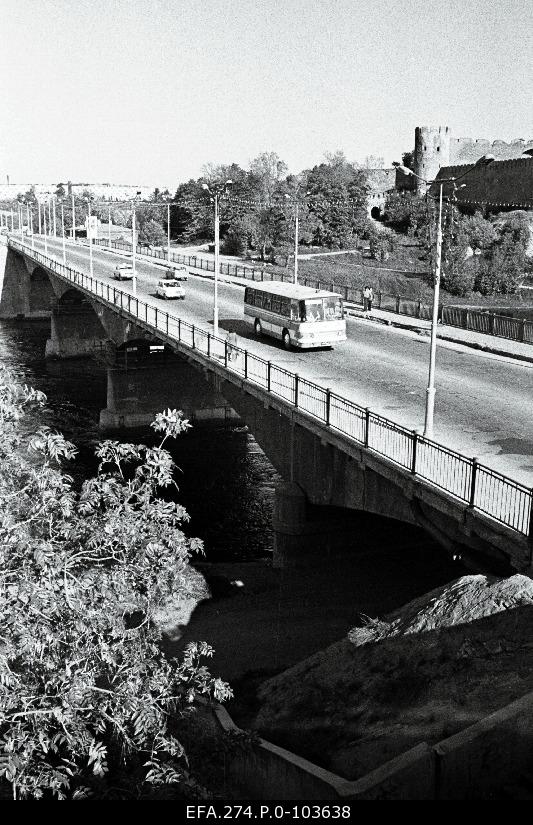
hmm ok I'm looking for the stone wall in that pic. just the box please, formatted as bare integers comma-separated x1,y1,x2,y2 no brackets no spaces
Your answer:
431,157,533,210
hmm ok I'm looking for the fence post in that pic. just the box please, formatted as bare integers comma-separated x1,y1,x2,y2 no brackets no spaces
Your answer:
519,319,526,343
178,318,181,340
207,333,211,358
417,300,422,319
490,313,496,335
224,339,228,367
364,408,370,448
326,388,331,426
155,307,158,329
294,374,299,408
378,290,382,309
244,350,248,379
192,326,195,349
411,430,419,474
528,491,533,561
166,313,169,336
469,458,478,508
344,286,348,301
267,361,271,392
396,295,401,314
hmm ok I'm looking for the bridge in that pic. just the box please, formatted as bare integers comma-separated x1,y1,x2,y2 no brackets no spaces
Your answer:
2,234,532,575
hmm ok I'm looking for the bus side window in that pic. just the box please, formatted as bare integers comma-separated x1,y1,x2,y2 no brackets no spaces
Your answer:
290,301,299,320
263,294,272,312
245,287,252,304
280,298,290,317
254,292,262,308
271,296,282,314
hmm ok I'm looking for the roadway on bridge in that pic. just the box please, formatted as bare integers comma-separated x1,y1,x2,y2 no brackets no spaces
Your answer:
27,236,533,487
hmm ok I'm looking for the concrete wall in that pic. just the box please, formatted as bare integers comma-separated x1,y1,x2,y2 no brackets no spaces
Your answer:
214,690,533,800
100,356,241,429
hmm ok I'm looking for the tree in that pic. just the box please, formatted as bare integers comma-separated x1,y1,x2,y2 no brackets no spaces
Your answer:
138,218,166,247
0,372,232,799
304,152,368,248
249,152,288,203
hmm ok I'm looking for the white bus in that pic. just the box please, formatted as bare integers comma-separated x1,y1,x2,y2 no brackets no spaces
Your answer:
244,282,347,350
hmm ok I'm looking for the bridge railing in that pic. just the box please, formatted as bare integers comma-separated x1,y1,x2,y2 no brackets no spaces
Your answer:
9,237,533,541
91,236,533,346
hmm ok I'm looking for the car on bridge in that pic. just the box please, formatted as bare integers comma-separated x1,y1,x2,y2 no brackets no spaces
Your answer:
166,264,188,281
113,264,134,280
156,279,185,300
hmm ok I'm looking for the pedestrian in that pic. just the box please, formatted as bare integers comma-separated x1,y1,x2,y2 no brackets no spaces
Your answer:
227,328,238,361
363,284,374,318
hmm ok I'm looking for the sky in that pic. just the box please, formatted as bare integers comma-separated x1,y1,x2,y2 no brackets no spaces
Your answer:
0,0,531,188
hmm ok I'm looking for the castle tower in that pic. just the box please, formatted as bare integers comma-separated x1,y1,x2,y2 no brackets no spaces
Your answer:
414,126,451,188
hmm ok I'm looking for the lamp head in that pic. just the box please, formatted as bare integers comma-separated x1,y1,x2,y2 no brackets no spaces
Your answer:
475,154,495,166
201,183,210,191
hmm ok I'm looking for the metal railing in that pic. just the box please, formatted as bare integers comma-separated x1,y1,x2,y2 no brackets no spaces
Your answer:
9,237,533,541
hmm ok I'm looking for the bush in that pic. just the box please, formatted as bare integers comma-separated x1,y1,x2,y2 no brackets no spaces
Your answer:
0,375,231,799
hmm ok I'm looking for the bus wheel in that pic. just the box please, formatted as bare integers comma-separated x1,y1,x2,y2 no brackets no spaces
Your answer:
254,319,262,337
282,329,291,350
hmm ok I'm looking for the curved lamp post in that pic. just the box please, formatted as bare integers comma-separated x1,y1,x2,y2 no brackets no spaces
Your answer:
202,180,232,337
394,154,495,437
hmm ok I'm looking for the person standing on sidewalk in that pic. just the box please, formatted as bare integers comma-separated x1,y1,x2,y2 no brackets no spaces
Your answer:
363,285,374,318
227,329,239,361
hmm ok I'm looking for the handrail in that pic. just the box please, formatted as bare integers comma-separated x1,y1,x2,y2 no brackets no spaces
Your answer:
8,237,533,540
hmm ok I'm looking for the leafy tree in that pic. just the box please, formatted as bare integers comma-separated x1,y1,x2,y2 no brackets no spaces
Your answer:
462,211,496,253
248,152,288,203
138,218,166,247
304,152,368,248
0,372,231,799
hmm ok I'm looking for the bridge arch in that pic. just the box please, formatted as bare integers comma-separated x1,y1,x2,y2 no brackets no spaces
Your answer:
29,266,55,314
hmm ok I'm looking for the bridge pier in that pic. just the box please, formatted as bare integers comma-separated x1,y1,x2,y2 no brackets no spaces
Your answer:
0,247,54,319
100,354,242,430
273,480,375,568
45,302,109,359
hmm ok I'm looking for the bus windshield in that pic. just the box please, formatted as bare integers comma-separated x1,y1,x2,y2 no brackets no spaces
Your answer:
302,296,343,322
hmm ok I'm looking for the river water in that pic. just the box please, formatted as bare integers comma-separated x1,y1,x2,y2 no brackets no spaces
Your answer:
1,318,466,686
0,319,279,561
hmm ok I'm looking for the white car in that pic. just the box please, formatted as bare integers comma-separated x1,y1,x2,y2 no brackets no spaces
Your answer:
166,264,188,281
113,264,134,280
156,279,185,300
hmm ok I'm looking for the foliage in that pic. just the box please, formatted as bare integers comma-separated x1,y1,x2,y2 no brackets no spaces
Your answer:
138,218,166,247
0,374,232,800
364,224,397,262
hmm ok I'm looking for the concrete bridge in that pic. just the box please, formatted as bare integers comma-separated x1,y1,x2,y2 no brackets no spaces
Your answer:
2,236,532,575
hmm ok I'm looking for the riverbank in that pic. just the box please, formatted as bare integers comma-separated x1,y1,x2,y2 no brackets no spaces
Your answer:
169,520,466,719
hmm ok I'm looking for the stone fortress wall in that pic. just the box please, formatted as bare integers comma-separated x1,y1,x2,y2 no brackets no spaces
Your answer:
414,126,533,210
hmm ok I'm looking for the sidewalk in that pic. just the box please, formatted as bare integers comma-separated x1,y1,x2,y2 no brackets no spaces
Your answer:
347,306,533,365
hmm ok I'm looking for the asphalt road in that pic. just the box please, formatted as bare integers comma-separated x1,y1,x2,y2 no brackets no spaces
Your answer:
27,237,533,486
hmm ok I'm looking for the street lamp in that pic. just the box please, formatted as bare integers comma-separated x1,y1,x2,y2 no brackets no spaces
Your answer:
60,200,66,263
167,202,171,263
394,155,495,438
42,199,48,254
85,196,94,279
284,192,310,284
131,191,142,296
202,179,232,336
